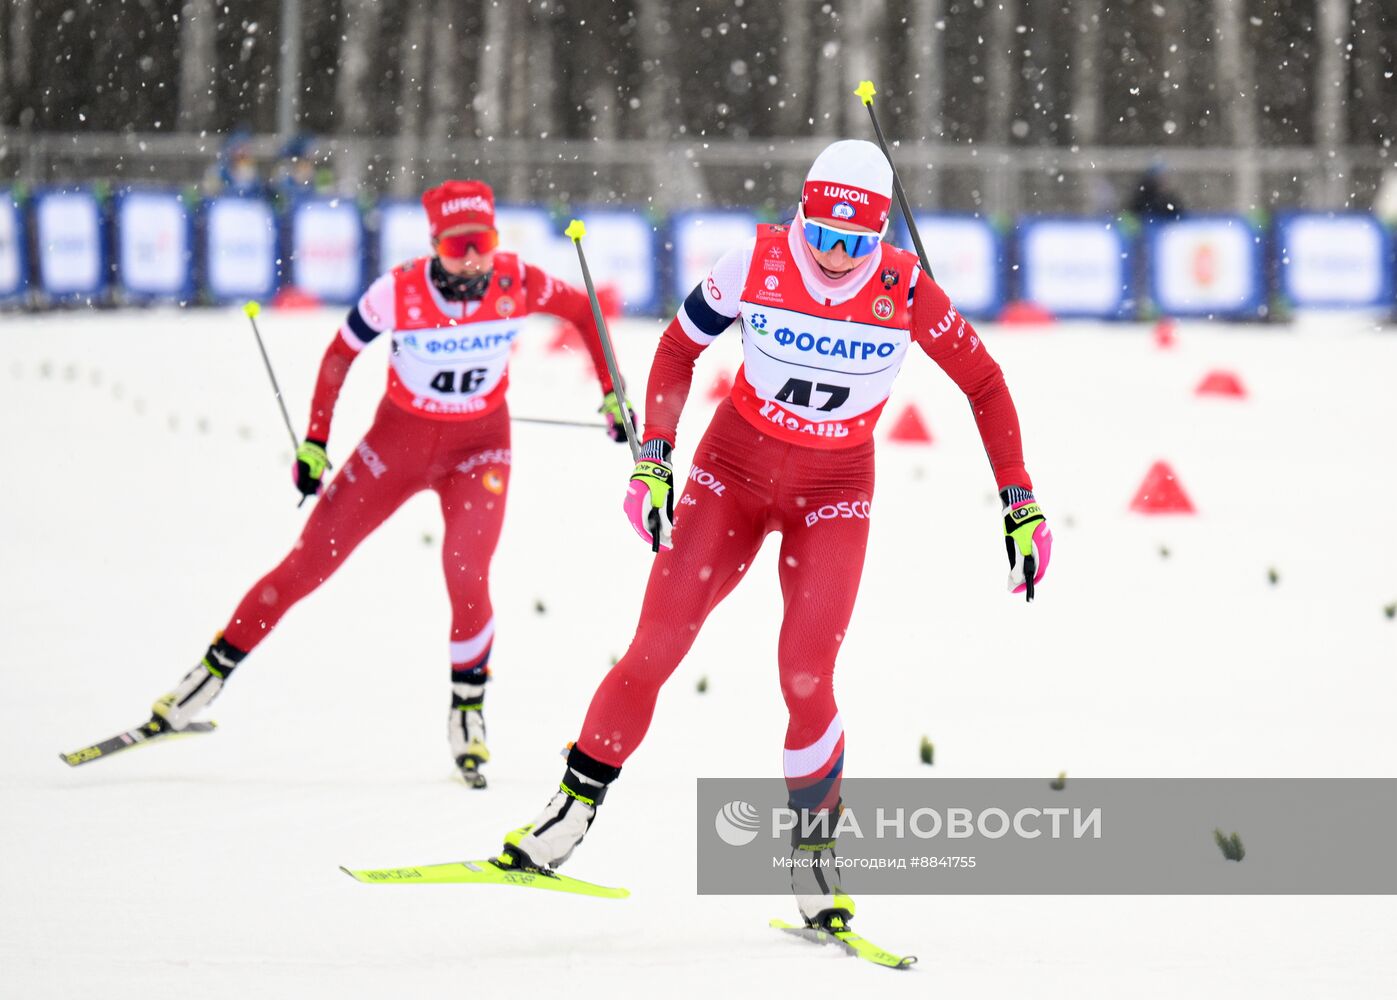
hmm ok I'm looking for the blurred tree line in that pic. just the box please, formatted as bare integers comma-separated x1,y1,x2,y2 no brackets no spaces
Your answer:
1,0,1392,149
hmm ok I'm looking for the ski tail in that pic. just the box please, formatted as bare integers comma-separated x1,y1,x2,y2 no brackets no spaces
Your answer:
770,918,917,969
59,719,217,767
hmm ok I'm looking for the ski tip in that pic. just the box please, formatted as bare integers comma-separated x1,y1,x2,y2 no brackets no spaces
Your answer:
58,751,79,767
339,866,364,882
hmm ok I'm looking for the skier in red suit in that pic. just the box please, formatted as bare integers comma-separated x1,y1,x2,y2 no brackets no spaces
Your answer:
149,180,632,786
497,141,1053,928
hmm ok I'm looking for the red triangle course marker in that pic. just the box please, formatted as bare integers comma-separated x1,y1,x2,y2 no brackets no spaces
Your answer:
887,404,934,444
707,371,734,401
1195,370,1247,398
1129,460,1195,514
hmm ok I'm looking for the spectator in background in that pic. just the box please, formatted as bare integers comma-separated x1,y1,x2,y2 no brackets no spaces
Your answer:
1128,162,1185,222
1373,168,1397,324
1373,167,1397,230
273,133,334,205
204,128,269,199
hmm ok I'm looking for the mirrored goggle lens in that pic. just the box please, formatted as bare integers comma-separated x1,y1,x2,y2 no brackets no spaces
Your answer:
436,230,499,257
802,221,881,258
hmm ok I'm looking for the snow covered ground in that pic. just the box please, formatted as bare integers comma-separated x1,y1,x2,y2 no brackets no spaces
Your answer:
3,306,1395,998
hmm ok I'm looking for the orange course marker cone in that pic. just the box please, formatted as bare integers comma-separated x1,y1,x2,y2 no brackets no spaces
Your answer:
1129,461,1195,514
707,371,733,401
1195,370,1247,398
888,404,934,444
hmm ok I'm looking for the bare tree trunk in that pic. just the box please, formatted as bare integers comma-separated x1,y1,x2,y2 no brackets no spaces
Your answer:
1021,0,1057,145
8,0,34,123
276,0,303,139
1213,0,1259,212
635,0,678,140
475,0,509,140
1156,0,1189,143
524,4,557,141
496,1,532,200
985,0,1015,145
812,3,841,138
776,0,810,137
177,0,217,133
841,0,881,137
985,0,1017,216
335,0,381,190
1315,0,1352,207
0,3,9,126
1350,0,1386,147
1070,0,1101,148
425,0,461,153
393,0,430,197
909,0,944,205
505,1,529,138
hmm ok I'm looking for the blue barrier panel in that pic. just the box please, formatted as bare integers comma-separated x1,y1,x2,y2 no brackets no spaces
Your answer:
204,195,278,304
115,188,193,302
1017,216,1134,319
33,187,107,301
1276,212,1393,309
904,213,1004,318
290,197,365,304
494,204,559,272
376,199,431,275
1148,215,1264,318
571,206,658,315
0,189,26,301
671,210,760,301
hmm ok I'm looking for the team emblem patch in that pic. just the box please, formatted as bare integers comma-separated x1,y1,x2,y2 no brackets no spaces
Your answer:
872,295,895,321
880,267,899,290
748,312,769,333
497,275,513,291
764,275,779,291
496,296,516,317
482,469,505,495
832,202,856,220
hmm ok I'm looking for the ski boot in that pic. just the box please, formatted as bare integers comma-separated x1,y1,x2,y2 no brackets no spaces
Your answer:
151,635,245,732
495,745,620,870
791,806,856,930
449,667,490,788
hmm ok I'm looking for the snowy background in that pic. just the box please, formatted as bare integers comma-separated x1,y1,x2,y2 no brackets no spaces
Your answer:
3,307,1395,997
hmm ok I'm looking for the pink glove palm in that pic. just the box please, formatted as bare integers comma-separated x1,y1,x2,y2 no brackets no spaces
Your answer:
623,459,674,552
1003,490,1051,601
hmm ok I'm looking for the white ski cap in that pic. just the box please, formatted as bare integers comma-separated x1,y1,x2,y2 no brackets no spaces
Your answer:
802,140,893,231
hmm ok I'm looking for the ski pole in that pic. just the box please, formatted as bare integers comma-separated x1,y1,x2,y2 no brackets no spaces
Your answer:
564,219,640,462
243,300,325,507
244,300,301,453
511,415,607,430
854,80,936,282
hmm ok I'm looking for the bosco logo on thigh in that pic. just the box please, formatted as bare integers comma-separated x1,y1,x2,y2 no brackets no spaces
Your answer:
803,498,872,528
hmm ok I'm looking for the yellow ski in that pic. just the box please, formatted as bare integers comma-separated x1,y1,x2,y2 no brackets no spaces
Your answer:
340,859,628,899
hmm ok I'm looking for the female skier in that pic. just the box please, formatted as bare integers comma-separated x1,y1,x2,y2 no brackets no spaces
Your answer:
498,141,1052,925
149,179,632,785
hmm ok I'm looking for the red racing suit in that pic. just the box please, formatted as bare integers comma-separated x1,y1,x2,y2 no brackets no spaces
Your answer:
575,224,1033,814
220,254,614,683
